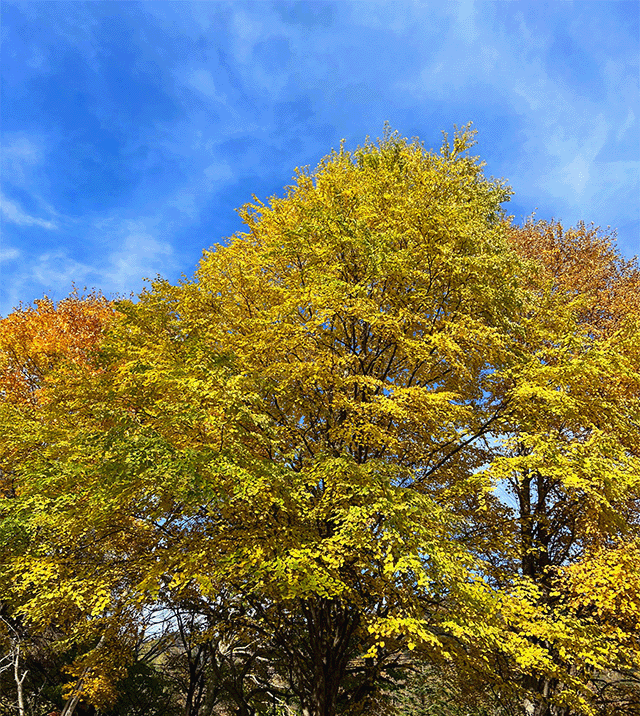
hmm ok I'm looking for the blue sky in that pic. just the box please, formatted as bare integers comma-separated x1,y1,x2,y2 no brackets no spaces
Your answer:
1,0,638,315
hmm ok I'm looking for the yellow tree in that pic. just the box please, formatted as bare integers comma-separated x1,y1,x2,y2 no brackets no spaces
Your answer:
0,289,257,714
3,127,527,715
4,130,638,716
464,219,640,716
172,125,530,715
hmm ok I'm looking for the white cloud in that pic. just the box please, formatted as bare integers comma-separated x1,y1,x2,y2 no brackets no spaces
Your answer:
167,161,233,219
559,154,591,195
27,45,47,70
32,251,93,287
513,78,546,113
0,248,20,262
2,135,41,186
617,108,636,142
0,193,57,230
203,161,233,187
231,8,271,64
0,216,177,315
541,114,610,200
168,190,198,219
453,0,477,44
105,220,174,294
394,3,635,231
188,68,220,99
0,219,177,314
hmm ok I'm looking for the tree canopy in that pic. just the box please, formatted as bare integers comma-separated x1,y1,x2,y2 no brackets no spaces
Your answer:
1,126,639,716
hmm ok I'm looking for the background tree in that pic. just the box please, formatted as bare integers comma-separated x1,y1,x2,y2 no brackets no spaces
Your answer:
456,219,640,715
0,292,122,716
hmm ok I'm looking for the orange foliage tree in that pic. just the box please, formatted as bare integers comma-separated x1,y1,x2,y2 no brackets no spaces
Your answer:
0,292,120,715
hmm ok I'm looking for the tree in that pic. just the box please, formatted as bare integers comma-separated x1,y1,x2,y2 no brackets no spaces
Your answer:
0,292,123,716
460,219,640,715
2,128,638,716
129,124,530,716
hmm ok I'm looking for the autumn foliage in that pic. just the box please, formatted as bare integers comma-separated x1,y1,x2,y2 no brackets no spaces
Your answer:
0,292,115,405
1,127,639,716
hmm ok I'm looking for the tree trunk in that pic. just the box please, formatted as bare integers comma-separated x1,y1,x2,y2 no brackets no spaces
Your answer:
292,599,360,716
13,643,28,716
60,670,87,716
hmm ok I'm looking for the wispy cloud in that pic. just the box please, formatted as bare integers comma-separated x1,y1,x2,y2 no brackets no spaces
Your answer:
168,190,198,219
617,108,635,142
392,2,638,242
203,161,233,188
0,193,57,230
187,68,220,100
0,247,20,262
0,217,177,315
541,114,610,198
2,135,41,186
32,251,93,287
104,220,175,295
